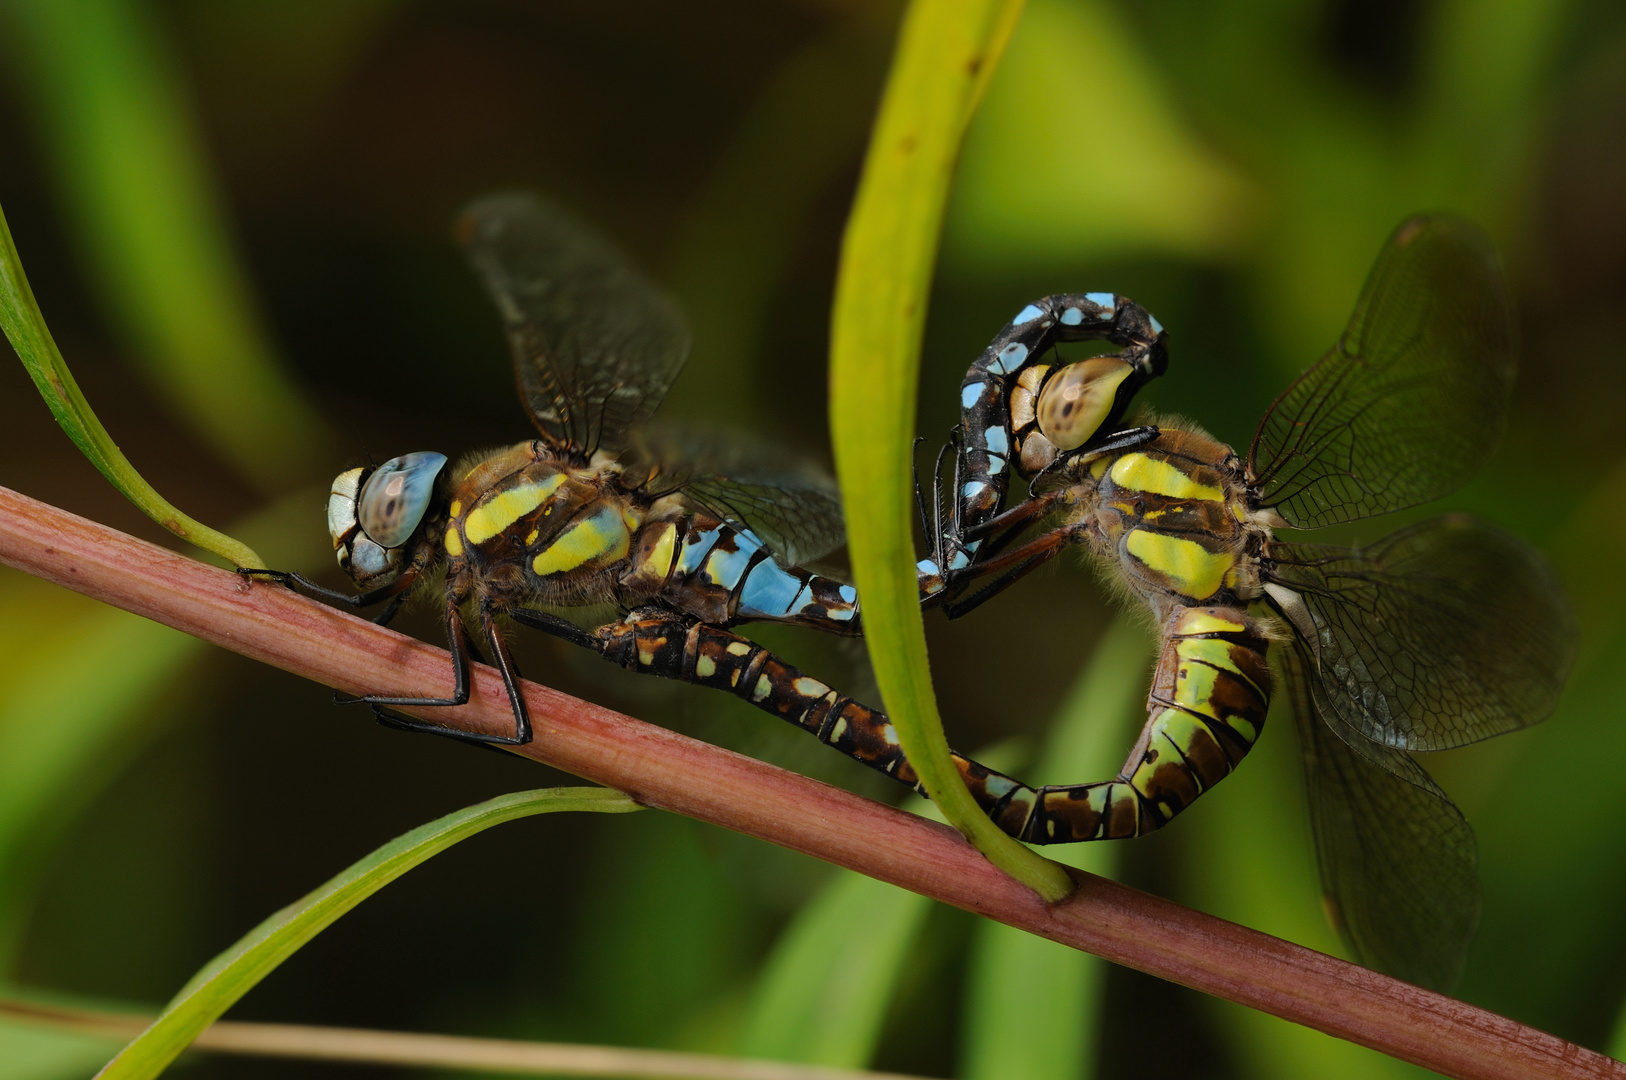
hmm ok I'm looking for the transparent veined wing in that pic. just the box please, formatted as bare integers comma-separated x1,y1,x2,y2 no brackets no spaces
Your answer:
626,426,848,568
1266,514,1574,752
1285,646,1479,993
1248,215,1514,528
457,192,691,455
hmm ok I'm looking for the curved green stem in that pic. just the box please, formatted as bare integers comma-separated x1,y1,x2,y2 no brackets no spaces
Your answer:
828,0,1071,902
0,200,264,569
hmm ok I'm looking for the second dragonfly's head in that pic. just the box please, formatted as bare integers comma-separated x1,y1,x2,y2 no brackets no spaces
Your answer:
327,451,448,588
1034,357,1139,453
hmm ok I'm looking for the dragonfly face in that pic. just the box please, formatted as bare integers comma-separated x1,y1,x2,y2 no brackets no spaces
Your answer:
328,451,447,590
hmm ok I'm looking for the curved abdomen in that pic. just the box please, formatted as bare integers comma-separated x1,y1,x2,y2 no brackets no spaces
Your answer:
999,607,1271,842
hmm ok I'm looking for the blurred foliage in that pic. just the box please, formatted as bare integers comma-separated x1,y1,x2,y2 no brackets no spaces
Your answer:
0,1,1624,1078
100,787,640,1080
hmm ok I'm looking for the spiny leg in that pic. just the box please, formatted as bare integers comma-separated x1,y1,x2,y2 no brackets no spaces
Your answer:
238,567,412,611
509,606,597,649
339,591,484,735
937,522,1075,620
372,606,598,748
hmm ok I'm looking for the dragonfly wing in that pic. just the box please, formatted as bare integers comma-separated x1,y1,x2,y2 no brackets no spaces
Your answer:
628,426,848,567
1248,215,1514,528
1268,515,1574,751
1287,645,1480,992
457,192,690,454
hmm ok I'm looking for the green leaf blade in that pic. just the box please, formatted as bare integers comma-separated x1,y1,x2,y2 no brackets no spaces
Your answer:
96,787,641,1080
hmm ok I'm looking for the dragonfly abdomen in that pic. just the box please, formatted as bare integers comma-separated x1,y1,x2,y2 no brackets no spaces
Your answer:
1003,607,1271,843
621,515,860,633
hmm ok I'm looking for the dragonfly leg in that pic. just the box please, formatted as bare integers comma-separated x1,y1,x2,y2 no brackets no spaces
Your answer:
361,601,535,746
338,591,535,743
937,525,1076,620
372,594,408,628
1032,425,1161,494
509,606,597,649
238,567,411,610
369,704,514,756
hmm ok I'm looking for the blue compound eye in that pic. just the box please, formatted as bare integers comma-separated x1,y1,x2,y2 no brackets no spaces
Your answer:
357,451,447,549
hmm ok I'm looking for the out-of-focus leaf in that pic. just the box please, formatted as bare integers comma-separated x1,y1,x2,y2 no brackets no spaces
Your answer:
947,0,1257,272
0,486,327,974
0,571,199,968
1415,0,1572,212
1463,460,1626,1036
738,867,931,1068
960,617,1152,1080
0,1021,124,1080
739,739,1027,1070
97,788,641,1080
0,988,138,1080
662,9,886,426
571,813,754,1052
1,0,331,492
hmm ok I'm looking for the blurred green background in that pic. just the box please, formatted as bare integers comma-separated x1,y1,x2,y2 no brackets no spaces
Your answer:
1,1,1624,1077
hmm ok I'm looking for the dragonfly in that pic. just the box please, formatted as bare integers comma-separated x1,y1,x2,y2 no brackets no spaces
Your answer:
901,214,1575,989
247,192,867,746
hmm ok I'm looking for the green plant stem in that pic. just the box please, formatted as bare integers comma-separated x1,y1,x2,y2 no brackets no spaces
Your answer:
829,0,1071,901
0,491,1614,1080
0,201,265,569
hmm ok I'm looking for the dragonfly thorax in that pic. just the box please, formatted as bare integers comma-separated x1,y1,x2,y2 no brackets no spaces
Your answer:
440,441,645,606
1065,428,1265,621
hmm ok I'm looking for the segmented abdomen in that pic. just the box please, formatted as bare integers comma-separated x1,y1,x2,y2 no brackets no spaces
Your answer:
620,515,860,634
1005,606,1271,842
593,604,1270,847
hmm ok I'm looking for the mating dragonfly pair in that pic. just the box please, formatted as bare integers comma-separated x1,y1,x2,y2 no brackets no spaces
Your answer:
251,193,1573,992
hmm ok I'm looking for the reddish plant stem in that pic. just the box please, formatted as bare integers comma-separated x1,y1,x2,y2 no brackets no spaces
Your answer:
0,483,1615,1080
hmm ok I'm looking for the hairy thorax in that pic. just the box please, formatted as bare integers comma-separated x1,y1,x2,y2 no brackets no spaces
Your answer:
1059,427,1273,625
440,441,641,609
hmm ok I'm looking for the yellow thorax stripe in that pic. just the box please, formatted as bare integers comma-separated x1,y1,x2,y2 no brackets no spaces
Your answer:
1125,530,1234,599
531,505,630,577
464,473,567,545
636,521,678,578
1109,453,1223,503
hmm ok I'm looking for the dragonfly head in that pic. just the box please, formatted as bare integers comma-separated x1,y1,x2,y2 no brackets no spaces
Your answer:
328,451,448,588
1036,356,1137,452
